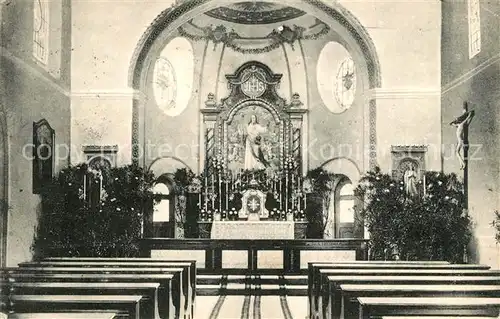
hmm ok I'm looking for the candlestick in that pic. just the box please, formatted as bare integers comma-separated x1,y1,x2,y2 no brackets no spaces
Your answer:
204,176,208,210
225,179,229,210
99,171,103,201
83,173,87,201
423,173,426,197
211,174,216,209
218,174,222,211
285,174,289,212
279,177,282,210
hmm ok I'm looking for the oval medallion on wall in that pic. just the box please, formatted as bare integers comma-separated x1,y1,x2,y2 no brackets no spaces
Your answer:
153,57,177,112
154,37,194,117
317,42,357,114
335,57,356,111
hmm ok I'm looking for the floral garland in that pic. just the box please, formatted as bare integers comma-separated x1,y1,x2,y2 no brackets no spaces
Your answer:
178,20,330,54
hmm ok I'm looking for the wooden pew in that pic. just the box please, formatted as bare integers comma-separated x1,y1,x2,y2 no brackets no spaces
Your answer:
12,265,187,318
9,295,144,319
20,259,195,319
357,297,500,318
340,284,500,319
6,282,163,319
324,275,500,319
318,268,500,319
308,262,490,319
5,272,179,319
8,312,120,319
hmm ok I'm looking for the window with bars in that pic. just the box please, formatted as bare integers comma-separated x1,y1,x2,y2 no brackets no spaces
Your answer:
33,0,49,65
468,0,481,59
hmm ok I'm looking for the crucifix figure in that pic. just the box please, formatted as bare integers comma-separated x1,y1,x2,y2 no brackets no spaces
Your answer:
450,102,475,170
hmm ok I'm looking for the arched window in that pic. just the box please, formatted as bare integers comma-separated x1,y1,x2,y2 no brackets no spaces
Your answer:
33,0,49,64
152,183,171,222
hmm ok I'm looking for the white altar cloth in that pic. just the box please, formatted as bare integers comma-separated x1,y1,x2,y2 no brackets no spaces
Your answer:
210,221,295,239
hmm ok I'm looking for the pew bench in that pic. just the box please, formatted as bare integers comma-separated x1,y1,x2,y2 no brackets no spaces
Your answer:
7,312,121,319
5,272,179,319
340,284,500,319
357,297,500,319
21,259,195,319
323,275,500,319
308,262,491,319
9,295,145,319
7,282,163,319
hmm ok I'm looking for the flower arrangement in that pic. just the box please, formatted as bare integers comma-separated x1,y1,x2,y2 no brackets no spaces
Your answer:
355,167,472,263
32,164,155,259
492,210,500,244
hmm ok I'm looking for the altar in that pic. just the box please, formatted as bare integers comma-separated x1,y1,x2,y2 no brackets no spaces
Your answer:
211,221,295,239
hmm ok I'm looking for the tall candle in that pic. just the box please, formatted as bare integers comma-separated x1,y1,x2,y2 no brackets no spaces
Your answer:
83,173,87,201
99,172,103,201
423,173,427,197
225,179,229,210
279,178,282,210
285,174,289,212
218,174,222,211
204,176,208,210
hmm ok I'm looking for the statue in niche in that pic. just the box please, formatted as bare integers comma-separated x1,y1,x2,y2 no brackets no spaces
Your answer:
403,163,419,198
244,114,269,170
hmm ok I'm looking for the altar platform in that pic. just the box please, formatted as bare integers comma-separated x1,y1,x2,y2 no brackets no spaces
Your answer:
139,238,368,275
211,221,295,239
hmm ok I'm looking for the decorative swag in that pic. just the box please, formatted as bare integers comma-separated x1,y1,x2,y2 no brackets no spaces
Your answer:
178,19,330,54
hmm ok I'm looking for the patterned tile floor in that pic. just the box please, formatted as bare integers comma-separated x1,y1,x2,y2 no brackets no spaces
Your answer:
196,295,307,319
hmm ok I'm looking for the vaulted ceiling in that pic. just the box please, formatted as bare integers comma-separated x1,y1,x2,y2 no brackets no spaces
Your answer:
204,2,306,25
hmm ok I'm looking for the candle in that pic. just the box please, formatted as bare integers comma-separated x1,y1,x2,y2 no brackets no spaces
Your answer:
218,174,222,211
83,173,87,201
99,171,103,200
423,173,427,197
279,178,282,210
204,175,208,210
285,174,289,212
225,179,229,210
211,174,215,209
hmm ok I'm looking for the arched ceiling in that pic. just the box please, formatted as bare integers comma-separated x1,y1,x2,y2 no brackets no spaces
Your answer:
204,1,306,25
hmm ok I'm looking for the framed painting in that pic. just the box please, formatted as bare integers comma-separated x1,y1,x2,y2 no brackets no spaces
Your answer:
32,119,55,194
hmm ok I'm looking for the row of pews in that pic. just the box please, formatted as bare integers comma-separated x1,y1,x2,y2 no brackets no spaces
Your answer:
308,260,500,319
1,257,197,319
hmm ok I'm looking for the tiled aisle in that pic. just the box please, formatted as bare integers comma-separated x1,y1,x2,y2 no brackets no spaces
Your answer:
196,295,307,319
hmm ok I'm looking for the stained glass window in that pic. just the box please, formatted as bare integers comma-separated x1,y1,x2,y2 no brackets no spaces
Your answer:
468,0,481,59
33,0,49,65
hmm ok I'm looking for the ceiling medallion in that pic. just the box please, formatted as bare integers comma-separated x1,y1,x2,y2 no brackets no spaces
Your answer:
205,2,306,25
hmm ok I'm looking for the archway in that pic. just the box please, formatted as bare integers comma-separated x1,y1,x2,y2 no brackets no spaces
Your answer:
128,0,382,170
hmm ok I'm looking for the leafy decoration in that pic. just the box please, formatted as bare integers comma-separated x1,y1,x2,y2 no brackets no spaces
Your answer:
32,164,155,259
355,167,472,263
492,210,500,244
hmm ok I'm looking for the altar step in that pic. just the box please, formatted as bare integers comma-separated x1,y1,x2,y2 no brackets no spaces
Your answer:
197,274,308,296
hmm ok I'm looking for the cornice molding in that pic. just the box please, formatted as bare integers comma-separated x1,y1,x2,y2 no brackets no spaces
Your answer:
71,90,147,100
441,52,500,95
1,47,70,97
366,88,441,100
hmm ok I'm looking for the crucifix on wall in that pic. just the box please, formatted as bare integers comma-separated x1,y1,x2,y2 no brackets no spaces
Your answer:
449,101,475,207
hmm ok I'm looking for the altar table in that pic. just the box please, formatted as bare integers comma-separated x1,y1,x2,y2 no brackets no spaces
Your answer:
210,221,295,239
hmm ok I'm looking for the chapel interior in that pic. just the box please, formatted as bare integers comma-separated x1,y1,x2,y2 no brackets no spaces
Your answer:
0,0,499,318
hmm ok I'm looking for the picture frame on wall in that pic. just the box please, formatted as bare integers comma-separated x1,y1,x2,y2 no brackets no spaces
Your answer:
32,119,55,194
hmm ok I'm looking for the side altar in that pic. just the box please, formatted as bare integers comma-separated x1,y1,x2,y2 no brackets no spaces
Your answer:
189,61,309,239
